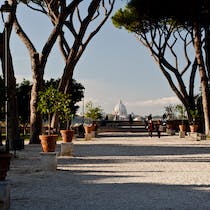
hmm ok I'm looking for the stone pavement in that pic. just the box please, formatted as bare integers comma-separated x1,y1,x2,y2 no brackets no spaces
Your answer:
5,133,210,210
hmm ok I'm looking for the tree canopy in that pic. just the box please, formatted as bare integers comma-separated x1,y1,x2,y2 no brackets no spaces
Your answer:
128,0,209,25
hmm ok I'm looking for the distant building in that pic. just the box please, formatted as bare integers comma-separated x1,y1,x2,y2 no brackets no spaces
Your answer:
113,100,128,120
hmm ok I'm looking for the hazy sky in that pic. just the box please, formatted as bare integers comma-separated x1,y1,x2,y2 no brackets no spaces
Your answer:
1,1,199,116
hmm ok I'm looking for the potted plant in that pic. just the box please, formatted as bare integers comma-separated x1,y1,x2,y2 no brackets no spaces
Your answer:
84,101,103,136
37,86,62,152
58,93,75,142
176,104,186,132
189,108,199,133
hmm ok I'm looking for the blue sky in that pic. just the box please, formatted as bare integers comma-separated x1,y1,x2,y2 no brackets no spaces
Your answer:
1,1,195,116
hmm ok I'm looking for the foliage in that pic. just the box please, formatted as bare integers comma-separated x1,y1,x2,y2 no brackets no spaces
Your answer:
37,86,61,115
127,0,209,26
16,79,31,130
112,2,179,33
85,101,103,121
37,86,63,135
37,84,79,131
189,108,200,124
175,104,186,119
44,78,84,116
7,78,84,133
175,104,186,125
57,93,74,130
112,7,142,32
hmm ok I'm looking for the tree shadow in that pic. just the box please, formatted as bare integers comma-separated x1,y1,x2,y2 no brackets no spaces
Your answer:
53,167,210,210
56,153,210,209
72,143,210,157
9,142,210,210
65,182,210,209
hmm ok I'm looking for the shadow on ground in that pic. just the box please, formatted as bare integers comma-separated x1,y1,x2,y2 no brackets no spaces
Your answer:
73,143,210,157
10,168,210,210
8,139,210,210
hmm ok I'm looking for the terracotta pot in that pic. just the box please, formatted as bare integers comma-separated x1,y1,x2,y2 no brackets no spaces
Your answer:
190,124,198,133
39,135,57,152
179,124,186,132
60,130,74,142
0,152,12,181
84,125,92,134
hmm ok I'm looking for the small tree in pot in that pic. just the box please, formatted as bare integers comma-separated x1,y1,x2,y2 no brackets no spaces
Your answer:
84,101,103,135
57,93,75,142
189,108,199,132
176,104,186,132
37,86,63,152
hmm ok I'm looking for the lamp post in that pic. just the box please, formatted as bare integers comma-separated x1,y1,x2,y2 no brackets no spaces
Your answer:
1,1,13,152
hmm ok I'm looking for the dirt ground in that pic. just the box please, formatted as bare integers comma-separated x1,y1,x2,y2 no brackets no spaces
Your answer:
6,132,210,210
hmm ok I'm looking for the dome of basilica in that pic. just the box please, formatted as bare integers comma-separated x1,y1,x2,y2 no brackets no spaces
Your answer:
114,100,128,120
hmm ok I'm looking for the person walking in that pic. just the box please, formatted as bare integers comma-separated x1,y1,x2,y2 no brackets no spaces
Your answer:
148,119,154,138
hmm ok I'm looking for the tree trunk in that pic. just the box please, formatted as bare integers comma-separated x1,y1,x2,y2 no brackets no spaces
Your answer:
0,32,20,150
194,22,210,135
204,26,210,79
12,0,80,143
29,54,44,144
7,50,20,149
158,62,194,121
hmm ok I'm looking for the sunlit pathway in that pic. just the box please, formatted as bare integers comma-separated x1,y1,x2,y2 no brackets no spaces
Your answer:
8,133,210,210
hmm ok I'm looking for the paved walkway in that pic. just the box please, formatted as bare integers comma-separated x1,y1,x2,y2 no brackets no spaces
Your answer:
6,133,210,209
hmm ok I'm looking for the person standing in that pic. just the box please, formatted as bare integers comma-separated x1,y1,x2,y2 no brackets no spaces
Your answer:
156,120,162,138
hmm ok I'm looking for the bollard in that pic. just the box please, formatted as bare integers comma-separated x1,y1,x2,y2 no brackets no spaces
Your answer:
60,142,73,156
40,152,57,171
91,131,96,138
0,181,10,210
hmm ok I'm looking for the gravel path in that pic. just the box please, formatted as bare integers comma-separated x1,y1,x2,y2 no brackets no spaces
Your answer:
6,133,210,210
